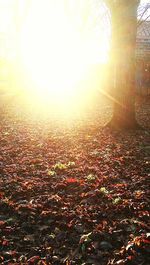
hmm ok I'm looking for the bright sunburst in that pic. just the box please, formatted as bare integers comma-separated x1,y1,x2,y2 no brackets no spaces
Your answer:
20,0,109,115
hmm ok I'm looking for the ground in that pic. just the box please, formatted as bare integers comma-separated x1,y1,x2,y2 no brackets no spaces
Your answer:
0,95,150,265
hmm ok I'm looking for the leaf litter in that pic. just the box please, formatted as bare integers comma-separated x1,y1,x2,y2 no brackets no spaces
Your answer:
0,96,150,264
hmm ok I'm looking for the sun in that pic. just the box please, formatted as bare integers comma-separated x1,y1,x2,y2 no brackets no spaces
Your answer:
20,1,108,116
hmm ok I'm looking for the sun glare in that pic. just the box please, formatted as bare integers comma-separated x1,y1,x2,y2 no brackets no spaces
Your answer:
20,1,109,116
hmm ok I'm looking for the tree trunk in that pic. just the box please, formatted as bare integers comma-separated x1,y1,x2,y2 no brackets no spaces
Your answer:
106,1,140,129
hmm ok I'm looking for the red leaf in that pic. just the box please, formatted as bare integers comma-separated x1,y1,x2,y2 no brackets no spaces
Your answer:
66,178,78,184
28,256,40,263
0,221,6,228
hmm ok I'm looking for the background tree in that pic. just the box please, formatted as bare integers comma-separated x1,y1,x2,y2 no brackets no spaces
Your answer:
104,0,141,129
137,2,150,26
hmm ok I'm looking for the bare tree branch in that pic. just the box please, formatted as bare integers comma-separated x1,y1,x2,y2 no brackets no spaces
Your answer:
138,5,149,22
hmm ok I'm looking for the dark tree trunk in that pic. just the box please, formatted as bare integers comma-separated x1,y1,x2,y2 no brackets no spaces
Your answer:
106,0,141,129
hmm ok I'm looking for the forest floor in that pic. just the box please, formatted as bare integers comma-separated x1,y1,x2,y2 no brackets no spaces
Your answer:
0,94,150,265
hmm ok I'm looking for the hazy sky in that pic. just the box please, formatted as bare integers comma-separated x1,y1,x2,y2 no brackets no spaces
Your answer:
140,0,149,4
0,0,149,32
0,0,149,61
